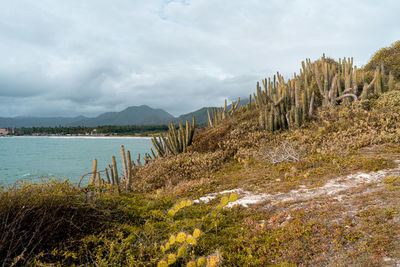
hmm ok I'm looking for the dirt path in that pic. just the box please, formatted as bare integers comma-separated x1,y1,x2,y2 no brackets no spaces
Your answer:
195,160,400,208
194,158,400,266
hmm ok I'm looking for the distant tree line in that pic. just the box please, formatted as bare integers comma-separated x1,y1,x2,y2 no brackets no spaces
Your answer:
15,125,169,136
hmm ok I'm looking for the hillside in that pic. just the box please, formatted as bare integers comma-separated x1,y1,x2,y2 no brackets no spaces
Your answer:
1,43,400,266
174,107,211,126
0,105,174,128
0,105,218,128
68,105,175,126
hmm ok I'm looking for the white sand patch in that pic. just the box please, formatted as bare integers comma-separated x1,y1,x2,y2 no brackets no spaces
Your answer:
201,163,400,208
226,192,268,208
193,195,217,203
218,189,243,195
383,257,400,265
193,189,243,204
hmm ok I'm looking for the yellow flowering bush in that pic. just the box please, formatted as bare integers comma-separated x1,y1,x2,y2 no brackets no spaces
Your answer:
156,194,239,266
176,232,187,243
167,254,176,265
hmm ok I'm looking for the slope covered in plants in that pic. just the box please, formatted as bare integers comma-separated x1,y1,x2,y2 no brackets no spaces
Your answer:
1,43,400,266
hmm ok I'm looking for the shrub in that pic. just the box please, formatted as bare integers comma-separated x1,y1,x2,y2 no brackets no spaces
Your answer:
134,151,229,191
0,180,109,266
365,40,400,81
259,141,302,165
371,90,400,112
188,123,232,153
383,175,400,190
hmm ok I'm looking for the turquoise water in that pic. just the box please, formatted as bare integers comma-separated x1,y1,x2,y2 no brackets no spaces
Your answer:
0,136,153,186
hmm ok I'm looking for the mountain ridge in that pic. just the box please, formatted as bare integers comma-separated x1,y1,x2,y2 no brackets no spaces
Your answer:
0,104,222,128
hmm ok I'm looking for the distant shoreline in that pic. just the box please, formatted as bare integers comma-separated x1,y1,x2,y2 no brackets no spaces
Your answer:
2,135,152,139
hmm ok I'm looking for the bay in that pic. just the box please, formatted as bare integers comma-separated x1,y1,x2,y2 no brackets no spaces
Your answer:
0,136,153,186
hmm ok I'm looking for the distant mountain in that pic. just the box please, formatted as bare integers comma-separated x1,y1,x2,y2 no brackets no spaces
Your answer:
174,107,210,126
174,98,249,126
0,99,249,128
68,105,174,127
0,105,173,128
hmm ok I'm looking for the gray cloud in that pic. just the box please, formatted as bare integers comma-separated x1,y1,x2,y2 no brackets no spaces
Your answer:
0,0,399,117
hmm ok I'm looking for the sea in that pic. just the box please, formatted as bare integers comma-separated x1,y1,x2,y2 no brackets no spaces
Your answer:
0,136,153,186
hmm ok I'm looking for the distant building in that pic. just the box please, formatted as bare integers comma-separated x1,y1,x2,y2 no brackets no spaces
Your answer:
0,128,13,135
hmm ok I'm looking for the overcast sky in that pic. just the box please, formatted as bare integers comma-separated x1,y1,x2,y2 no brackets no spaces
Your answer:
0,0,399,117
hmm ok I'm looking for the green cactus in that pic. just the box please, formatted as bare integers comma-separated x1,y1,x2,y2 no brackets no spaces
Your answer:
247,94,252,110
205,54,394,135
151,117,196,157
206,108,213,127
256,54,380,132
126,150,132,189
120,145,128,186
90,158,97,185
105,168,111,184
108,164,115,185
206,98,240,127
375,66,383,94
112,155,119,186
388,72,394,91
360,65,394,100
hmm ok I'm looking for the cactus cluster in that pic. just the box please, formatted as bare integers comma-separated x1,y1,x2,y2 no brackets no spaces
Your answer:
151,117,196,157
255,54,395,132
117,145,153,190
361,64,395,98
207,98,240,127
84,145,153,191
81,157,121,189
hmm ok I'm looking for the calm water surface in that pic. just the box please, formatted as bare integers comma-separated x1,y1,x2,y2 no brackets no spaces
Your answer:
0,136,153,186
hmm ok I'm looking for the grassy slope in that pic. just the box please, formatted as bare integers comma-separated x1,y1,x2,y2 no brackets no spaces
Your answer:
3,41,400,265
2,91,398,266
140,93,400,266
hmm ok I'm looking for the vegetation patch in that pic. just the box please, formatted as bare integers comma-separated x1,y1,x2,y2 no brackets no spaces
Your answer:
383,175,400,190
0,180,112,266
365,40,400,81
4,44,400,265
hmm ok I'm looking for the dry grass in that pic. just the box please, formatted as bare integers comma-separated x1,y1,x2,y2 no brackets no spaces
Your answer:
3,90,400,265
133,150,230,192
137,92,400,265
0,180,114,266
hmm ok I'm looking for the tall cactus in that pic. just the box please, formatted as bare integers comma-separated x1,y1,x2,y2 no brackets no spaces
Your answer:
360,64,394,100
207,98,240,127
90,159,97,184
151,117,196,157
121,145,128,184
256,54,393,132
388,72,395,91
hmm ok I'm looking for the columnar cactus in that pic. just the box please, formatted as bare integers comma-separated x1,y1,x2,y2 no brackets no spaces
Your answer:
151,117,196,157
255,54,394,132
90,158,97,184
207,98,240,127
389,72,395,91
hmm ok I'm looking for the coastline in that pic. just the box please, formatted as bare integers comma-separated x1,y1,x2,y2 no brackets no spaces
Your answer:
5,135,152,139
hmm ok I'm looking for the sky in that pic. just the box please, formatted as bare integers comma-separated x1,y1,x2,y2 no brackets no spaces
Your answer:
0,0,399,118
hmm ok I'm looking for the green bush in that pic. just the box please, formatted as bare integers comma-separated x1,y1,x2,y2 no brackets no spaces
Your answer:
372,90,400,112
365,40,400,81
29,190,243,266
